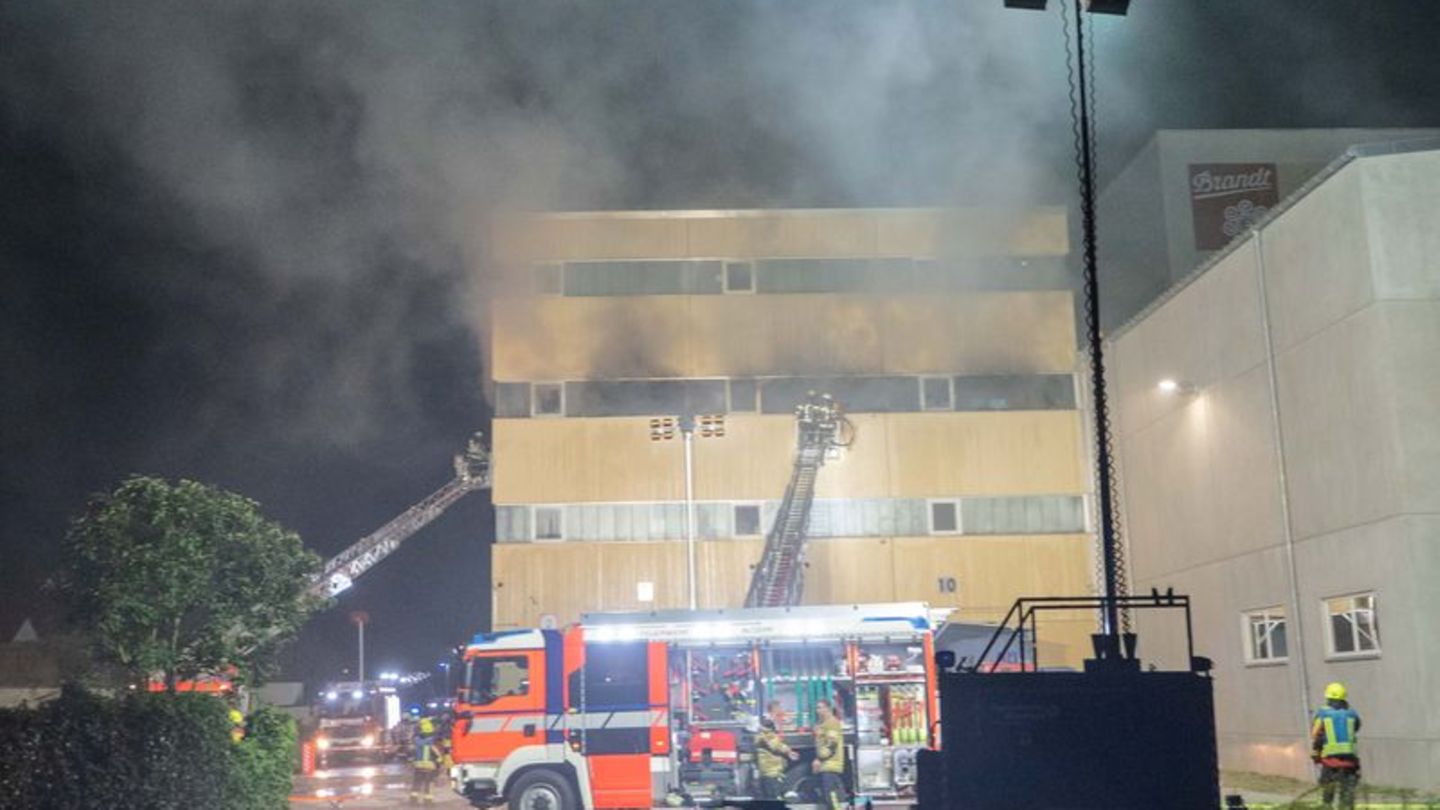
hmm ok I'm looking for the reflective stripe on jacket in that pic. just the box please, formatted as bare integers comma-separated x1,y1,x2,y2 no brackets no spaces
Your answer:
1312,706,1360,758
756,729,792,778
413,736,439,769
814,718,845,774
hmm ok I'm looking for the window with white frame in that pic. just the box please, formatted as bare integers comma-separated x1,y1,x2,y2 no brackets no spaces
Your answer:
532,383,564,417
733,503,762,537
723,261,755,293
1324,592,1380,657
921,376,954,411
1242,607,1288,664
928,499,961,535
533,506,565,541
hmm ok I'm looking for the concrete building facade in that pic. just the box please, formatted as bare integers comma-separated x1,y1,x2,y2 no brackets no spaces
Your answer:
480,208,1097,666
1108,141,1440,789
1099,128,1440,331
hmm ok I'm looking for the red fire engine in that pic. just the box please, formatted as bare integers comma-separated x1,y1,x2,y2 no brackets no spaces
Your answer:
450,603,941,809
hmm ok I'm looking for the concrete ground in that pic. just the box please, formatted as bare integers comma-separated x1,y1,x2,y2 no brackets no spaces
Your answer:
289,762,468,808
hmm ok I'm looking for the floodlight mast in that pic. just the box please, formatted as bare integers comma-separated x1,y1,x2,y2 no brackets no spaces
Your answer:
1006,0,1130,641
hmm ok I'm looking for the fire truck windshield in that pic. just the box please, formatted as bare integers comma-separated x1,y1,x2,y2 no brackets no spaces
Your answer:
462,655,529,706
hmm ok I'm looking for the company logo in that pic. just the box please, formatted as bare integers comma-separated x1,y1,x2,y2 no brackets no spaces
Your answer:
1190,166,1275,200
1189,163,1279,250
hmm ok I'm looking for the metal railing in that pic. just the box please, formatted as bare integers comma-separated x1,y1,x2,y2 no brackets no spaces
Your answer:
964,591,1196,674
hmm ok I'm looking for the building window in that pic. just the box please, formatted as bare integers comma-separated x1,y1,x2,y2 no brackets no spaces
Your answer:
920,376,954,411
1324,593,1380,658
534,262,563,295
533,506,564,541
724,261,755,293
928,500,960,535
1242,607,1288,664
733,503,763,537
727,379,759,413
532,383,564,417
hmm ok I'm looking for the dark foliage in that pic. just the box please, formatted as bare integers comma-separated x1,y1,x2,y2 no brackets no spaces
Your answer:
0,685,294,810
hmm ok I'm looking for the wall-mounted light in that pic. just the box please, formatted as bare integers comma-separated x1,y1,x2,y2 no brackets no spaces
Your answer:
1002,0,1130,14
1157,379,1197,396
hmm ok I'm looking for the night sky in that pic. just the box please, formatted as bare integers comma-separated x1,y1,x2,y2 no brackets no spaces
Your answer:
3,1,1438,684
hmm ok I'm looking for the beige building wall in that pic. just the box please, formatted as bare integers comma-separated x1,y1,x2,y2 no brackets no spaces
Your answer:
484,207,1097,672
493,411,1086,504
492,535,1094,668
1109,144,1440,789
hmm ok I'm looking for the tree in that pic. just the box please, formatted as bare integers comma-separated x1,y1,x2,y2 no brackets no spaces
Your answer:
60,476,324,688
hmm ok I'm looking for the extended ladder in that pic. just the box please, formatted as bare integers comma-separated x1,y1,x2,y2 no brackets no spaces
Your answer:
312,433,491,598
744,394,851,607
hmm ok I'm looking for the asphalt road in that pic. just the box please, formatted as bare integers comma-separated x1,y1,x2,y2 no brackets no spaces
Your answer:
289,762,467,808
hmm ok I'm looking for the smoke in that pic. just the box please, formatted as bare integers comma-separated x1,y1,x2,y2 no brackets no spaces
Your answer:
1,0,1093,455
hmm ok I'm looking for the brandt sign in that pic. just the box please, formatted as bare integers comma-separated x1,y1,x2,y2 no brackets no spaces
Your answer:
1188,163,1279,250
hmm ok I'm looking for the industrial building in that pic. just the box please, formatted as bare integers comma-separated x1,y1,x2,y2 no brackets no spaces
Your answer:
1099,127,1440,331
480,207,1098,666
1109,138,1440,789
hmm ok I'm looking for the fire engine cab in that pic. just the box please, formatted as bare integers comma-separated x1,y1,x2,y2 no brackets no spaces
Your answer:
450,603,941,809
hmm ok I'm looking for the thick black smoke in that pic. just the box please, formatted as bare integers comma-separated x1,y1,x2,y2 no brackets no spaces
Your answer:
3,1,1438,678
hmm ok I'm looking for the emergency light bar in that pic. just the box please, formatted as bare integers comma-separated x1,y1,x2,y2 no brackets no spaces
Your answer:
582,602,933,644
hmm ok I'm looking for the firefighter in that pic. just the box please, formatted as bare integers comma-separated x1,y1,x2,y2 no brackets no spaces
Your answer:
811,698,846,810
756,715,799,799
1311,682,1362,810
228,708,246,744
410,717,442,805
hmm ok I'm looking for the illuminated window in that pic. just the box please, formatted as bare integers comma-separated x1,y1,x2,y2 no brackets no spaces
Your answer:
1242,607,1288,664
1324,593,1380,658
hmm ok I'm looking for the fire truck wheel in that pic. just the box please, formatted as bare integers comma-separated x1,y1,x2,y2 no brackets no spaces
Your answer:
508,769,577,810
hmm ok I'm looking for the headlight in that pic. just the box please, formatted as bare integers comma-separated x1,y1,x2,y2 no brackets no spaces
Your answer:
315,737,330,750
360,734,376,747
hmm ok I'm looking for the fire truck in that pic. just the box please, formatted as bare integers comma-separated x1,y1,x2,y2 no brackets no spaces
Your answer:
450,602,941,809
311,681,405,768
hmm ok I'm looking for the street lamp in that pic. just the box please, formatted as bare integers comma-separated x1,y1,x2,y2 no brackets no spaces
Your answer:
350,611,369,683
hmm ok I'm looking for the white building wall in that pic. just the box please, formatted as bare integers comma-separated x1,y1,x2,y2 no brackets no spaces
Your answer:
1098,128,1440,330
1109,144,1440,790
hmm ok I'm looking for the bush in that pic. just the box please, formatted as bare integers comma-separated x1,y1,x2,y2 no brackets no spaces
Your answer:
229,706,298,810
0,685,295,810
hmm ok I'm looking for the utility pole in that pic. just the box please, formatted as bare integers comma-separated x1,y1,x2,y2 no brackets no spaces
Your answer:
350,610,369,683
680,414,698,610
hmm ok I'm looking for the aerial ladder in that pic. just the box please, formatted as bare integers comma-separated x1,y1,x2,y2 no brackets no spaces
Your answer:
311,432,492,599
744,393,853,608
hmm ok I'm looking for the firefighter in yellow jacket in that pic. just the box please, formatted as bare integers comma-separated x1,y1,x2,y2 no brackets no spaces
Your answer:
756,715,798,799
811,699,846,810
410,717,442,805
